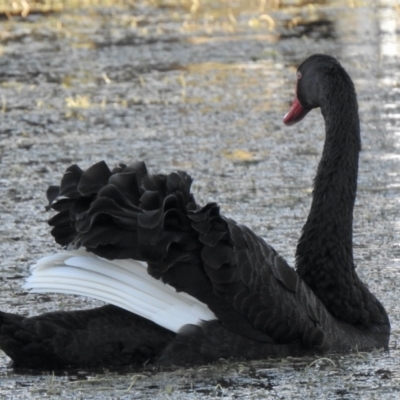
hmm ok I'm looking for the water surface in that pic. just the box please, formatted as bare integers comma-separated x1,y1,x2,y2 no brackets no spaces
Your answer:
0,0,399,398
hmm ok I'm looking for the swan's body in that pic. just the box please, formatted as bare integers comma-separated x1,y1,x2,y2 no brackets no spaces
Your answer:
0,55,390,370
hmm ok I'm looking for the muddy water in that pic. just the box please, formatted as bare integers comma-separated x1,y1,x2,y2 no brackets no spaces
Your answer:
0,0,400,398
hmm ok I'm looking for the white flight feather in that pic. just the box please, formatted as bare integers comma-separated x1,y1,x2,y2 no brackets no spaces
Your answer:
24,249,216,333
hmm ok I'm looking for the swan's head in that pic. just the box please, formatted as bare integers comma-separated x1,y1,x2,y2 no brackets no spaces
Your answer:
283,54,347,126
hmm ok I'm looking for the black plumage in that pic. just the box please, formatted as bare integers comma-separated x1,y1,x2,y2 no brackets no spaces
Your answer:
0,54,390,370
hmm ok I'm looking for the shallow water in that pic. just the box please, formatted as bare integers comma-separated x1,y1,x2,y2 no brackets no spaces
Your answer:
0,0,400,398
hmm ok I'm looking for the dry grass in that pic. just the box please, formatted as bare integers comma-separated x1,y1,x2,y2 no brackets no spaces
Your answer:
0,0,281,17
0,0,135,16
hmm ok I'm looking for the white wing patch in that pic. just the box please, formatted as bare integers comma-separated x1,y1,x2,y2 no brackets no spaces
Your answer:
24,249,216,333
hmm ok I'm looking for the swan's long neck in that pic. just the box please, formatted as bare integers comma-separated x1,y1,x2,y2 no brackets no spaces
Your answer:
295,83,387,327
299,89,361,265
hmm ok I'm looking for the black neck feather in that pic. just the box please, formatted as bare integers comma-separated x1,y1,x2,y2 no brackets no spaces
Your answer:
295,80,387,327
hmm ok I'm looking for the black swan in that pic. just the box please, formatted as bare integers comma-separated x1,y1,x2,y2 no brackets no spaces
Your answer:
0,54,390,370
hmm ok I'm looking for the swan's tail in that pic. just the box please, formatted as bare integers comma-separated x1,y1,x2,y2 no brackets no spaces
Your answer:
24,249,216,333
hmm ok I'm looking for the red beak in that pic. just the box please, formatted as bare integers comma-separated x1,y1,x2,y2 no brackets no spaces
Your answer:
283,97,311,125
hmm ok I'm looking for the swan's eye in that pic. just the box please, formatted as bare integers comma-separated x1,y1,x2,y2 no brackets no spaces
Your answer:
297,71,302,80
